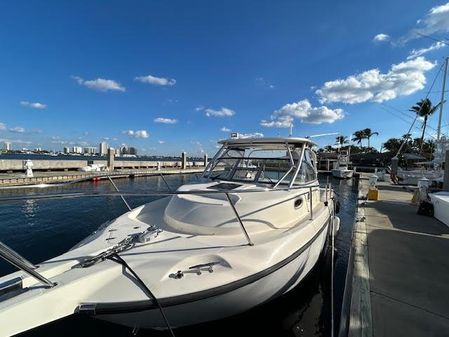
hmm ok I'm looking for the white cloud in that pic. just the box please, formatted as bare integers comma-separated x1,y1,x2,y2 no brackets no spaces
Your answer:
221,127,231,132
197,106,235,117
158,140,165,144
315,56,435,104
373,33,390,42
0,138,32,145
20,101,47,109
9,127,25,133
51,139,68,145
135,75,176,86
0,122,6,130
72,76,125,92
237,132,264,139
407,41,447,59
256,77,275,89
404,2,449,42
123,130,150,138
154,117,178,124
260,116,294,128
261,99,344,127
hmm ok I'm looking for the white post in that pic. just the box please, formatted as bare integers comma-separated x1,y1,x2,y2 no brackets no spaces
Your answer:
437,57,448,141
24,160,34,178
443,150,449,191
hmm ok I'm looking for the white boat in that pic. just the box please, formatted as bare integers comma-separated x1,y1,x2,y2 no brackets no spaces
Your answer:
332,149,353,179
429,192,449,227
396,168,442,185
332,168,354,179
0,137,339,336
79,163,107,172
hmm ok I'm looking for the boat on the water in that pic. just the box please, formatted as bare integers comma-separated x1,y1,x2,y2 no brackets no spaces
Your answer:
332,149,353,179
0,137,339,336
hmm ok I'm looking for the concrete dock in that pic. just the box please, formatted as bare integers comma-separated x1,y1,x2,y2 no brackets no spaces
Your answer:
346,177,449,337
0,167,206,187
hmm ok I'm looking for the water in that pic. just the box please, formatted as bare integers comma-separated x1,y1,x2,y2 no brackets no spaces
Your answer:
0,174,358,337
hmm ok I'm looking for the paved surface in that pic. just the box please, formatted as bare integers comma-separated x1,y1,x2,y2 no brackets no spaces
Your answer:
0,167,206,187
348,180,449,337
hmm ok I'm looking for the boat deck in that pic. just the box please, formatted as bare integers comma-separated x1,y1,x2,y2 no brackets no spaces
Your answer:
347,178,449,337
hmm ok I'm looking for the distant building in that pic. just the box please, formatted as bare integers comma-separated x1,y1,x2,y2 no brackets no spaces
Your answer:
72,146,83,154
119,145,137,156
128,147,137,155
83,147,96,154
99,142,108,156
120,145,128,155
3,141,11,151
63,147,70,154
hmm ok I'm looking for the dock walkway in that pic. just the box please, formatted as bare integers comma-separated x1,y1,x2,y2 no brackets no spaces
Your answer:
0,167,206,187
347,178,449,337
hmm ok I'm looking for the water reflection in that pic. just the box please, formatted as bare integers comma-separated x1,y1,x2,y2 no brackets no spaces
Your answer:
22,199,38,227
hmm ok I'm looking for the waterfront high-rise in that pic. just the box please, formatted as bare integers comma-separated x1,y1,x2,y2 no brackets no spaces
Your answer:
99,142,108,156
83,147,97,155
3,141,11,151
72,146,83,154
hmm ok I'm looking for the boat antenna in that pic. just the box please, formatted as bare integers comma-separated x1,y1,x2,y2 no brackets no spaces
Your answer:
437,56,448,140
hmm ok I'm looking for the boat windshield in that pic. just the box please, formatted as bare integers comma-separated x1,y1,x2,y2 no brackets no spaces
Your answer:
203,144,317,186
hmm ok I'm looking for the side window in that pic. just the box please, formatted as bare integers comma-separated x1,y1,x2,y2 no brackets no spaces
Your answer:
296,149,317,183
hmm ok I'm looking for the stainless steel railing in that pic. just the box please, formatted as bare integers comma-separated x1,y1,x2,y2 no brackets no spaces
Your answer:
0,242,55,288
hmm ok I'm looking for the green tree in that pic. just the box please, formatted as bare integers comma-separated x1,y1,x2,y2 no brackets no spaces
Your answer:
410,98,443,153
383,138,402,154
336,136,348,146
363,128,379,148
352,130,366,147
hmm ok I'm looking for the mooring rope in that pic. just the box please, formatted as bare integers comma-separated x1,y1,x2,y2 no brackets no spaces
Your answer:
107,253,176,337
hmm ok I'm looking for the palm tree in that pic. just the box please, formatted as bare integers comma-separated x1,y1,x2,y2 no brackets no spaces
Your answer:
363,128,379,148
383,138,402,153
336,136,348,146
410,98,443,153
352,130,366,147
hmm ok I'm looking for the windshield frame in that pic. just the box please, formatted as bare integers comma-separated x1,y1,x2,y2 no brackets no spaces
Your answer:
202,141,315,188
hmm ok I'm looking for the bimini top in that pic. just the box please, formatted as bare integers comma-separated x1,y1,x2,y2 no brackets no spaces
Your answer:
218,137,317,147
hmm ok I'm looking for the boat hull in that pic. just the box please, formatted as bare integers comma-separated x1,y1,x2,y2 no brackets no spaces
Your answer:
429,192,449,227
96,215,334,329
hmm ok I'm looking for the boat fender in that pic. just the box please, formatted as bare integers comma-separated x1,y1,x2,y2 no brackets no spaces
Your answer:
334,200,341,214
417,200,434,217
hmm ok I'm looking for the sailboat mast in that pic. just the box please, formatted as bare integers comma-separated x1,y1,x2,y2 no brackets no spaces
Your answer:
437,57,448,141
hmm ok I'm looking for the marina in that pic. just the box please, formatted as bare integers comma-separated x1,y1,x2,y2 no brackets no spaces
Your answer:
2,1,449,336
1,139,449,337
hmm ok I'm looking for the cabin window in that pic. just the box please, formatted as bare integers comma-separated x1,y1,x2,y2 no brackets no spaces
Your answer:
295,149,317,183
205,147,299,185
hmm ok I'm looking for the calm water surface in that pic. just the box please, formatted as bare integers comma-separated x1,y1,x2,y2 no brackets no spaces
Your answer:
0,174,358,337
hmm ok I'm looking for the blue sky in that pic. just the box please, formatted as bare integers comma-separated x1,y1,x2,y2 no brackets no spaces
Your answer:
1,0,449,156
